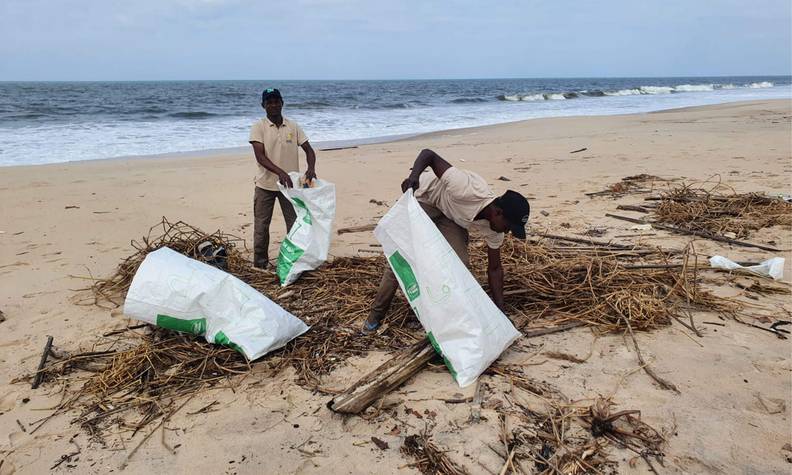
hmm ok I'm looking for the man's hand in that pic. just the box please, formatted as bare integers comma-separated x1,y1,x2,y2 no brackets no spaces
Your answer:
278,171,294,188
401,176,420,193
305,167,317,181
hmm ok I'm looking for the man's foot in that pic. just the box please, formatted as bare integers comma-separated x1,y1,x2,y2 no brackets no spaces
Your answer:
361,319,381,335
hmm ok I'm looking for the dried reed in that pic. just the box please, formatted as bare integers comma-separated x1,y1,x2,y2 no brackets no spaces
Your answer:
401,429,468,475
653,183,792,239
35,218,735,438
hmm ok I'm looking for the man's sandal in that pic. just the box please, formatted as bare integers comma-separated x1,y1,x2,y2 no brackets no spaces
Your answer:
361,320,381,335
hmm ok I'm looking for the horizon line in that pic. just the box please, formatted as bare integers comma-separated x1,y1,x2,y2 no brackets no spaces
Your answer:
0,73,790,83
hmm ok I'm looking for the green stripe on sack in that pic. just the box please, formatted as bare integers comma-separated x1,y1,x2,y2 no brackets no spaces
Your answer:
389,251,420,301
277,237,305,283
291,197,312,225
214,331,244,354
427,331,458,382
156,314,207,335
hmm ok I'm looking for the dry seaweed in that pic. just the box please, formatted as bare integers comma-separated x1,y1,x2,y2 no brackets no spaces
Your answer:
488,365,666,474
651,183,792,239
586,174,671,198
32,218,737,439
401,427,468,475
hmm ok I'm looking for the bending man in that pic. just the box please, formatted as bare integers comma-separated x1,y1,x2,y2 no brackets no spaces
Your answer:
363,148,530,333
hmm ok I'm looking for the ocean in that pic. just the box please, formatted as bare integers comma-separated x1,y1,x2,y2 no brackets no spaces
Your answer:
0,76,789,166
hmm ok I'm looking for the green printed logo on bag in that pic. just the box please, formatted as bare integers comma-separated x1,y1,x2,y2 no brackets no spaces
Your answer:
214,331,244,354
291,197,312,225
427,331,458,382
156,314,207,335
389,251,420,301
277,238,305,283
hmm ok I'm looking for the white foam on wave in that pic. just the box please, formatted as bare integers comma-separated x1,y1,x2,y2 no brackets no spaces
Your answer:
674,84,714,92
503,95,521,101
749,81,773,88
607,84,723,96
545,93,566,100
642,86,675,94
520,94,545,101
605,88,643,96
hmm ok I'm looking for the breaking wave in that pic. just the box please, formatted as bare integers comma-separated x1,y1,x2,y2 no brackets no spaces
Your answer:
168,111,220,119
498,82,773,102
450,97,489,103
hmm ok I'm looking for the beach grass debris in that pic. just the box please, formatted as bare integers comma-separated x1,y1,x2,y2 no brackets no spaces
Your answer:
30,218,742,438
586,174,671,198
650,183,792,239
401,427,468,475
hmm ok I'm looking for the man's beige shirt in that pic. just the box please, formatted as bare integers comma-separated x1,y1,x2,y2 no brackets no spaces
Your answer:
249,117,308,191
416,167,505,249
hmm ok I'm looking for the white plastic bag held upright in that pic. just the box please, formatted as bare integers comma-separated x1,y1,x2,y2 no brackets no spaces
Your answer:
124,247,309,360
277,172,336,286
374,190,521,387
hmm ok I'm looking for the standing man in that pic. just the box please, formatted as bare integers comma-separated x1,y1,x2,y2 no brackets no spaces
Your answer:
249,88,318,270
363,148,530,334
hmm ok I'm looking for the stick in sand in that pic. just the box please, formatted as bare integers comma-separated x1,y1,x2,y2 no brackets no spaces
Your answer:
337,223,377,235
31,335,54,389
605,213,783,252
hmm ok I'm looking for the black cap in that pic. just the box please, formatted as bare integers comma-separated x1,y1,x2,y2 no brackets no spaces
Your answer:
497,190,530,239
262,88,283,103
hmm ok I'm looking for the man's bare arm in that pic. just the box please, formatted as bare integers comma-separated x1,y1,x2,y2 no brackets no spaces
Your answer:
487,246,506,311
300,141,317,181
251,141,293,188
401,149,452,192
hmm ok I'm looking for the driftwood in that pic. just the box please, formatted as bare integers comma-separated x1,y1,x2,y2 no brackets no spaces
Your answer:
337,223,377,235
320,145,358,152
328,322,588,415
530,232,635,250
327,338,436,414
617,204,650,213
32,336,54,390
605,213,783,252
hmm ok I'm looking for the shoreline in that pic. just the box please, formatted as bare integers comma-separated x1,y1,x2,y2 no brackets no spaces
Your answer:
2,98,788,170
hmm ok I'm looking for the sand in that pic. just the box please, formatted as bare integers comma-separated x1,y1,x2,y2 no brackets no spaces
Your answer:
0,99,790,474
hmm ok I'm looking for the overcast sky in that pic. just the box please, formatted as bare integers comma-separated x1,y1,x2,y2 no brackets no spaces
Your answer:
1,0,790,81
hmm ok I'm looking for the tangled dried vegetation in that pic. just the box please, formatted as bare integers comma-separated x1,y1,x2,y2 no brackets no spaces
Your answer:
27,218,736,440
652,183,792,239
400,364,668,475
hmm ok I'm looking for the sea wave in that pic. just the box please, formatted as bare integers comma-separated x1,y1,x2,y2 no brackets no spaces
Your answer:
168,111,220,119
498,93,569,101
290,100,334,109
498,82,773,102
450,97,489,103
353,101,427,110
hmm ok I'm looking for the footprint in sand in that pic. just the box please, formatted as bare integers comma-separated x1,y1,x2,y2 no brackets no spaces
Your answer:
0,261,29,270
0,391,19,411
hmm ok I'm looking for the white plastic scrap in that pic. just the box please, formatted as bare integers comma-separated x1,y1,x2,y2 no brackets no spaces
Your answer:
708,255,785,280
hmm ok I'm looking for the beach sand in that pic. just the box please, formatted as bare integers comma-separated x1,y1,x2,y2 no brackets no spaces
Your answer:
1,99,790,474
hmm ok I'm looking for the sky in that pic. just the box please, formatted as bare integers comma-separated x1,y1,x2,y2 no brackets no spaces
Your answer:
1,0,790,81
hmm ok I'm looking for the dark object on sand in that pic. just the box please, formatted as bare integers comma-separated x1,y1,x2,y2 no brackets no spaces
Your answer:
31,335,54,389
197,241,228,271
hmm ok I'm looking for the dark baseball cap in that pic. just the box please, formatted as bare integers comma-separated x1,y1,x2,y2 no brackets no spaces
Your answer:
497,190,530,239
261,88,283,103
